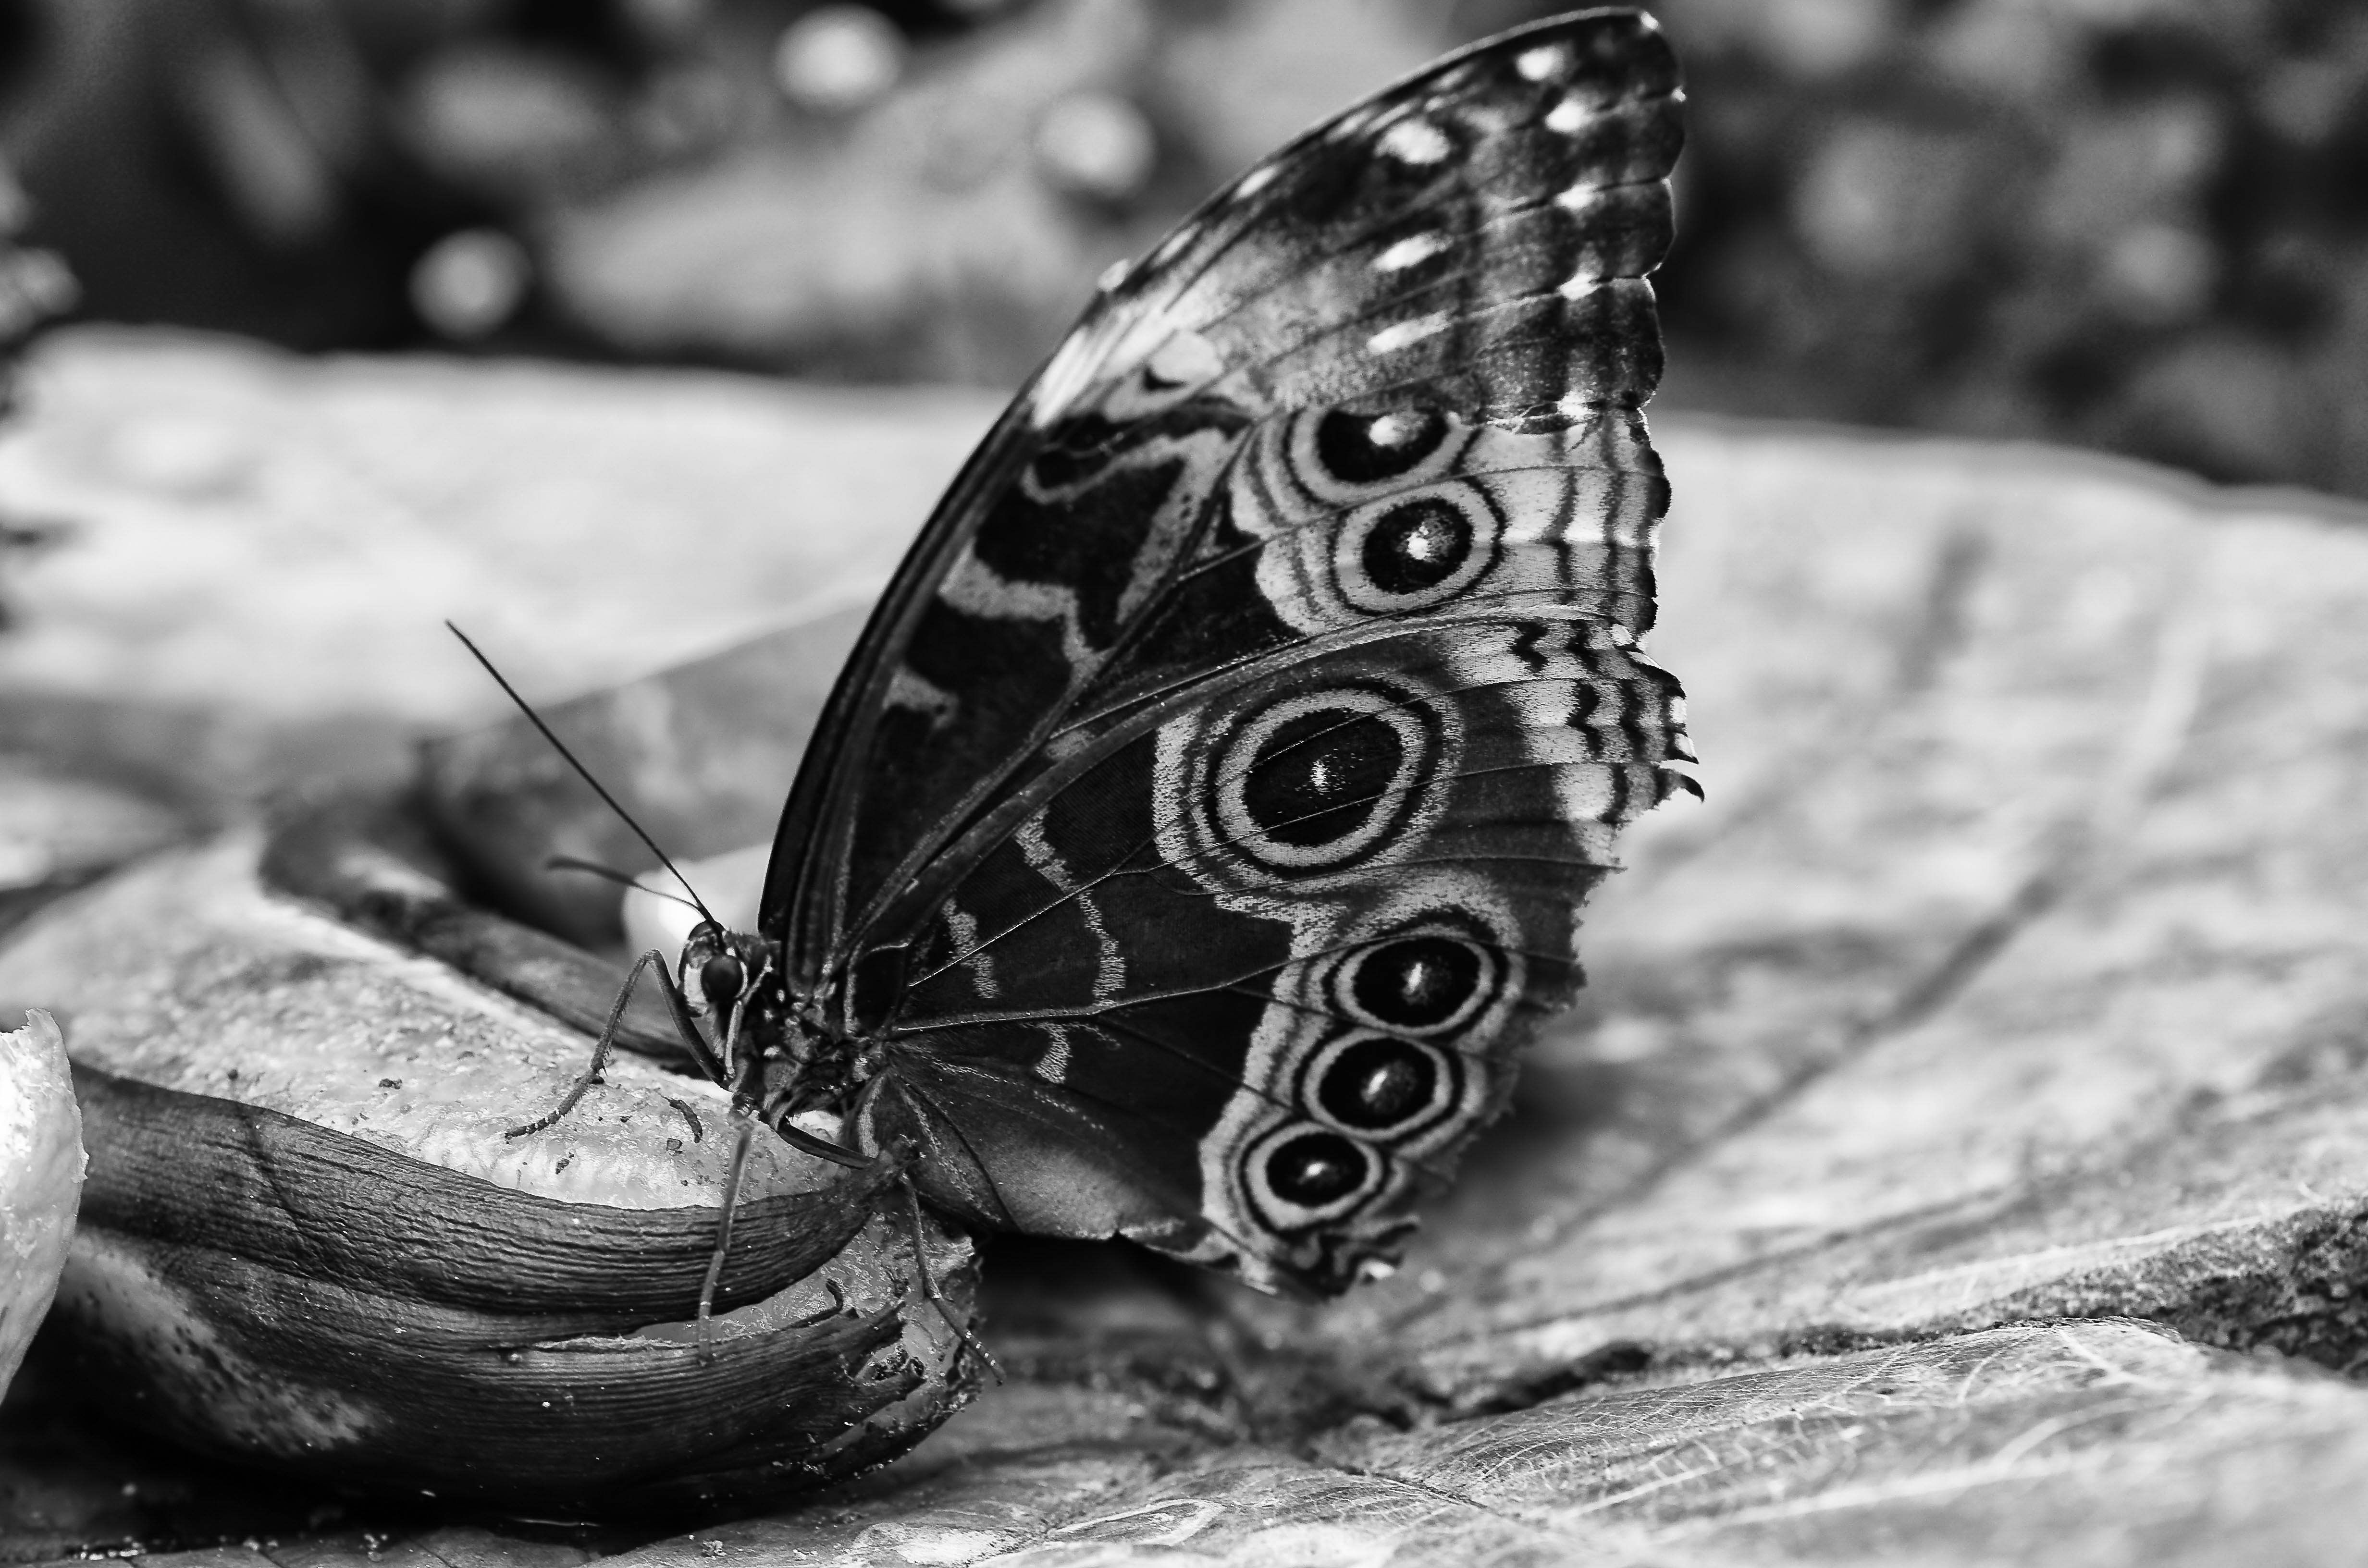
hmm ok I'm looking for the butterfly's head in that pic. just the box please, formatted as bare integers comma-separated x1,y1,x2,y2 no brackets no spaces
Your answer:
677,919,773,1021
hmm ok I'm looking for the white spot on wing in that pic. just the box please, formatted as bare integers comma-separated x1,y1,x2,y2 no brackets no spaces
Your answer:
1098,258,1132,292
1367,311,1452,355
1373,231,1452,272
1517,44,1566,81
1234,163,1280,200
1033,325,1103,427
1545,96,1588,134
1148,226,1196,270
1031,287,1204,426
1145,329,1224,389
1378,117,1452,165
1329,106,1378,143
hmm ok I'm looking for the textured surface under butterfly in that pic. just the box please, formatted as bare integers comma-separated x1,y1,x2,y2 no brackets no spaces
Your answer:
707,11,1693,1295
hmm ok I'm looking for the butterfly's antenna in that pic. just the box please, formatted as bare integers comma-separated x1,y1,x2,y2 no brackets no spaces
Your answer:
447,622,718,928
546,855,707,913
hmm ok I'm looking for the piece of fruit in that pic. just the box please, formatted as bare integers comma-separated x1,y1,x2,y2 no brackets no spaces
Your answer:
0,822,978,1517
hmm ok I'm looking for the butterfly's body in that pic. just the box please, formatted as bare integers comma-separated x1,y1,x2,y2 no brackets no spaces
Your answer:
674,924,887,1134
518,8,1694,1302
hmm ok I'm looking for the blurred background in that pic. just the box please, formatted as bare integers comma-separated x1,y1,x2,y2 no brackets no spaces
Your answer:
0,0,2362,495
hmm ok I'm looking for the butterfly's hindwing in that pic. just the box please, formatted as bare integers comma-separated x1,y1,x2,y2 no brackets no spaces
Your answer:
871,604,1685,1286
764,10,1692,1294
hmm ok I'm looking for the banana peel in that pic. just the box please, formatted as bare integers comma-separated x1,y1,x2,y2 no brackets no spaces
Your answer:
0,820,981,1517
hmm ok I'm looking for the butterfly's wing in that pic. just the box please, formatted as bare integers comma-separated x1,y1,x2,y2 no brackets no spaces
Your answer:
762,9,1691,1294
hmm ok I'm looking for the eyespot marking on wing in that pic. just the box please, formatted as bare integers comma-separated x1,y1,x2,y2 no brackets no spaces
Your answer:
1310,406,1454,486
1307,1033,1459,1140
1214,687,1435,872
1246,1124,1384,1232
1336,928,1500,1038
1332,484,1500,613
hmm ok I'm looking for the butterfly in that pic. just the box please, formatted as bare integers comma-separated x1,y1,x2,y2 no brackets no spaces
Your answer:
506,6,1694,1301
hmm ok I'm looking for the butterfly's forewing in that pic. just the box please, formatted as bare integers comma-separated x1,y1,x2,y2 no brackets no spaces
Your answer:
761,10,1692,1293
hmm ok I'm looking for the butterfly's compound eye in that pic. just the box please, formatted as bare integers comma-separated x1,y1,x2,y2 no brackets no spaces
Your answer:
699,953,747,1011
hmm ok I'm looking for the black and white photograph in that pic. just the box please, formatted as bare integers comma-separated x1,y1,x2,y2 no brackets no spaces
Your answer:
1,2,2364,1563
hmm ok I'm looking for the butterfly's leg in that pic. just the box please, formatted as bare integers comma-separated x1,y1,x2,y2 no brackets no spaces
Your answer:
901,1175,1002,1384
694,1111,761,1361
506,949,718,1139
